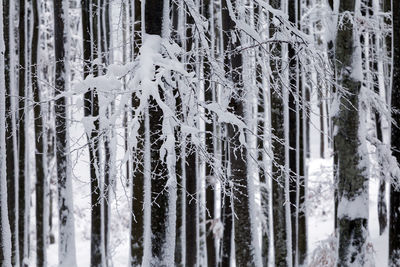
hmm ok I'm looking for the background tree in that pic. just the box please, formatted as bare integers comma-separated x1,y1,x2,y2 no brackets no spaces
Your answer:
31,0,46,265
221,0,254,265
18,0,28,263
129,1,146,265
54,0,77,265
81,0,104,265
0,0,12,263
335,0,369,265
270,0,292,265
3,0,18,264
389,0,400,265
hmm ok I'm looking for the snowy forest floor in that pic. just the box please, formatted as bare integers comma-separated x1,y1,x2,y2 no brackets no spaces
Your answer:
42,155,388,266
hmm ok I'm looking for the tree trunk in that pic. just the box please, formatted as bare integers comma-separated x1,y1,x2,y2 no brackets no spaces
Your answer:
255,3,270,264
203,0,217,265
335,1,369,266
221,0,254,265
54,0,77,265
171,2,185,265
100,0,113,264
130,1,145,265
31,0,46,265
220,140,232,266
389,0,400,265
0,0,12,263
143,0,172,264
3,0,18,264
184,5,198,266
82,0,104,265
288,0,298,263
18,0,28,264
297,1,307,265
270,0,292,266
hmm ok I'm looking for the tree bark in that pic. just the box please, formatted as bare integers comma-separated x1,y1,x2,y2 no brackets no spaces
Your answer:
270,0,292,266
54,0,78,265
31,0,46,265
3,0,18,264
203,0,217,265
389,0,400,265
130,2,145,265
184,5,198,266
0,0,12,263
144,0,171,264
335,1,369,266
18,0,28,264
221,0,253,265
82,0,104,265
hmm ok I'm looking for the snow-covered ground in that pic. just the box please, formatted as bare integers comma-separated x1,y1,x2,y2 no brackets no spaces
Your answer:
44,158,388,266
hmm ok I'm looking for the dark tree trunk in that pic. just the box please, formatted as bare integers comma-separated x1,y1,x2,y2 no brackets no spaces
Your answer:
288,0,298,264
335,1,369,266
171,3,184,265
384,0,392,106
270,0,291,266
220,139,232,267
202,0,217,265
18,0,28,264
221,0,253,265
390,0,400,265
54,0,77,265
3,0,18,264
31,0,46,265
144,0,171,264
100,0,112,264
82,1,104,265
297,1,307,264
184,5,198,267
0,0,11,263
319,92,325,158
130,2,145,265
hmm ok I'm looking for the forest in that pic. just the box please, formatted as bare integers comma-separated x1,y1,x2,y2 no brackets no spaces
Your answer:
0,0,399,266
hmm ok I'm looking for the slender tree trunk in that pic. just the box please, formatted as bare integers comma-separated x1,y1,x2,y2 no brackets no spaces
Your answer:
288,0,298,263
384,0,392,105
129,2,145,265
335,1,369,266
3,0,18,264
100,1,113,264
31,0,46,265
270,0,292,266
0,0,12,263
203,0,217,265
185,5,198,266
389,0,400,265
319,91,325,158
297,1,307,265
171,2,185,265
221,0,254,265
18,0,28,264
82,0,104,265
220,140,232,266
54,1,77,266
